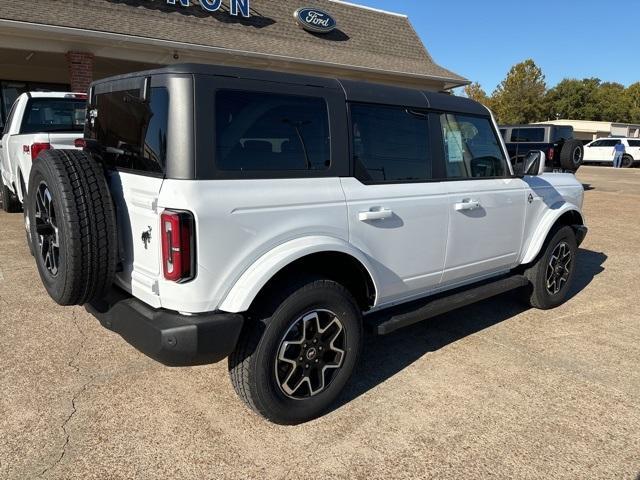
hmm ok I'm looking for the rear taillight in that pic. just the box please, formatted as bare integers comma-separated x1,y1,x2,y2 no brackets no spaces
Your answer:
74,138,87,149
161,210,195,283
30,142,51,161
547,147,555,161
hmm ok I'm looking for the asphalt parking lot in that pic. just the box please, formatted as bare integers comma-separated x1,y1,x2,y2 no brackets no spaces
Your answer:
0,165,638,479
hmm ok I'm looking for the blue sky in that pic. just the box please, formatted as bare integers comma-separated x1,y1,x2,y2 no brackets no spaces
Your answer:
354,0,639,93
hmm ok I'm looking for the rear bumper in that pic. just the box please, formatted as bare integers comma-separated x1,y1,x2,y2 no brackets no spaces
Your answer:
86,288,244,366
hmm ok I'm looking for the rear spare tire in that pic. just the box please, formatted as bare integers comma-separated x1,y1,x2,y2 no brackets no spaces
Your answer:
27,149,117,306
559,139,584,171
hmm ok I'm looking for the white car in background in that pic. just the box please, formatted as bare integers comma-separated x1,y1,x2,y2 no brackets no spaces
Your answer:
0,92,86,212
582,137,640,168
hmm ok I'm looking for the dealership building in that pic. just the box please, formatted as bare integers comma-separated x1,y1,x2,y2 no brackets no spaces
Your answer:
0,0,468,128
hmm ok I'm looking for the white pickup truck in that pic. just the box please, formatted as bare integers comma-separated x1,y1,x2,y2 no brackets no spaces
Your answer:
0,92,86,212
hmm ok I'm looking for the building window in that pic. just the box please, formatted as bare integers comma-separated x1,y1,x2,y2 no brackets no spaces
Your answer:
0,81,70,130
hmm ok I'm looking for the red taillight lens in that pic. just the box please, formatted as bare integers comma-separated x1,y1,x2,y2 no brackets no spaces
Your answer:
74,138,87,149
161,210,195,283
31,142,51,161
548,147,555,161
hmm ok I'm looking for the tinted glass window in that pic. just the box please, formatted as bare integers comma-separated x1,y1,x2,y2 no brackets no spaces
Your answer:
600,139,620,147
510,128,545,143
499,128,507,139
553,126,573,141
350,104,430,183
441,113,508,178
590,140,603,147
628,140,640,147
91,87,168,174
215,90,330,171
20,98,86,134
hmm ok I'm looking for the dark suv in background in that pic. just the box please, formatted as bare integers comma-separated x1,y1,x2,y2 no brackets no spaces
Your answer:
500,124,584,173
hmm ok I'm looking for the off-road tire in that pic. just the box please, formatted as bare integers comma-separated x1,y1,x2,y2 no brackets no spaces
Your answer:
0,175,22,213
522,226,578,310
622,154,635,168
559,139,584,172
229,277,362,425
27,149,117,306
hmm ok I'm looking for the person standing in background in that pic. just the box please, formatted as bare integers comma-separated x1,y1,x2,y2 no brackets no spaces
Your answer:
613,141,625,168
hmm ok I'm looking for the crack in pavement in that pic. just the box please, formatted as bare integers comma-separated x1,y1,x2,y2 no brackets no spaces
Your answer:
38,309,93,479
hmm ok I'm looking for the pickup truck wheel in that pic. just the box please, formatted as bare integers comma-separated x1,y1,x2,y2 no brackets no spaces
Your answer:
523,226,577,310
559,140,584,171
0,176,22,213
27,150,118,306
622,154,635,168
228,277,362,425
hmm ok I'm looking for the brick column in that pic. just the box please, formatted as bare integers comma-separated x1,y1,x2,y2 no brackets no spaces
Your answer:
66,51,94,93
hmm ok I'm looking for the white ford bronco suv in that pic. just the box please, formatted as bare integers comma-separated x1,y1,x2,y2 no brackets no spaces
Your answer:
25,65,587,424
0,91,86,213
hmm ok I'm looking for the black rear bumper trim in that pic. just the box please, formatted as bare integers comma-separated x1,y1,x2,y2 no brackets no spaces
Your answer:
86,287,244,366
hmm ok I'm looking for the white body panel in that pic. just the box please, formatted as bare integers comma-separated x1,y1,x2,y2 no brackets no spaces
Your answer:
442,178,526,285
0,92,83,201
108,171,165,309
340,177,449,305
155,178,349,313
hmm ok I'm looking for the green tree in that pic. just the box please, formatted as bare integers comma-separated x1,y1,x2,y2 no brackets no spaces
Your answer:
491,59,546,124
543,78,601,121
626,82,640,123
463,82,491,107
593,82,630,122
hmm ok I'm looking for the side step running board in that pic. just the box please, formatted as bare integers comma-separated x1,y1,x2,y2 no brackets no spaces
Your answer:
371,275,529,336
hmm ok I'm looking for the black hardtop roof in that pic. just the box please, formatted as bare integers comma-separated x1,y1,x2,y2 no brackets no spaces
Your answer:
92,63,487,116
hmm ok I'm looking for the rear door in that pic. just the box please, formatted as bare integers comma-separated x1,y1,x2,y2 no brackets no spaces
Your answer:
88,76,177,308
342,103,449,305
439,112,526,286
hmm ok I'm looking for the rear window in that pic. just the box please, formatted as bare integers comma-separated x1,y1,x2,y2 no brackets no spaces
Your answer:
215,90,330,171
552,126,573,141
90,87,168,174
628,140,640,147
20,98,85,134
510,128,545,143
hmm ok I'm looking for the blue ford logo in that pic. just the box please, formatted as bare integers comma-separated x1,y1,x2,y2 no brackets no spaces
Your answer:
294,8,337,34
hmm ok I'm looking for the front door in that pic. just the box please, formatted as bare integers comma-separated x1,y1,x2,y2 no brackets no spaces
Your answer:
342,103,449,305
439,112,526,286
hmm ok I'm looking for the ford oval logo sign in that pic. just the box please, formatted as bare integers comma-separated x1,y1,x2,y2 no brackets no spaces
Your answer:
294,8,337,34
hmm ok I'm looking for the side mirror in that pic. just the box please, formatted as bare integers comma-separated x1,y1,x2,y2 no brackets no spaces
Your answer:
523,150,546,176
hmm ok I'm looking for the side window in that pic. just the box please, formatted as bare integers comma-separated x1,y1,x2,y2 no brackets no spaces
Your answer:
590,140,603,147
350,103,431,183
215,90,330,172
553,127,573,141
628,140,640,147
91,87,169,174
440,113,509,179
601,140,619,147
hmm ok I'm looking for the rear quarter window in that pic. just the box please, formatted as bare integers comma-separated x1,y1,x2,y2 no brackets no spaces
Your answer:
628,140,640,147
215,90,330,172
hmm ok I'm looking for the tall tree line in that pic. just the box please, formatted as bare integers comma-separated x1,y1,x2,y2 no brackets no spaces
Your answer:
464,59,640,125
